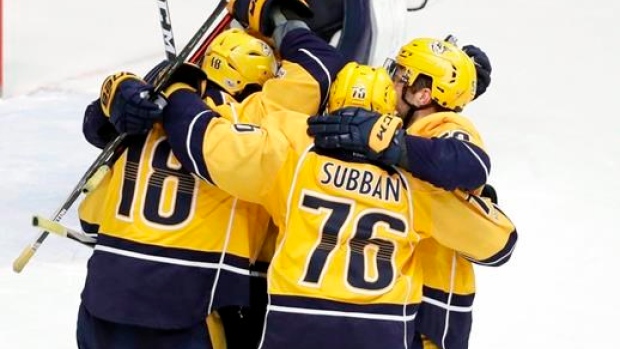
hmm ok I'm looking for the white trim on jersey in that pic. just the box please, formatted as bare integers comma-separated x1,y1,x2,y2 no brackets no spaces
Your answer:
420,295,474,313
94,244,251,275
269,304,418,322
186,109,211,182
207,197,239,314
298,48,331,108
462,141,490,181
441,251,459,348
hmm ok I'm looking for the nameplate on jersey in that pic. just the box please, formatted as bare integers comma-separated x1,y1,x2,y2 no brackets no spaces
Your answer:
319,161,402,202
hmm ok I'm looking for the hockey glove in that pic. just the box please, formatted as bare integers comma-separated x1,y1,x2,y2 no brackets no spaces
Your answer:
227,0,313,36
463,45,492,99
144,60,208,98
307,107,405,166
83,99,118,149
100,72,165,135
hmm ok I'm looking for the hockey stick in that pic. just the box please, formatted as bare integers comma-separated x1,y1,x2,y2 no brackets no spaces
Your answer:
13,0,230,272
189,13,233,64
12,134,126,273
68,13,232,248
81,0,180,195
32,215,97,245
157,0,177,61
83,4,231,194
84,7,231,194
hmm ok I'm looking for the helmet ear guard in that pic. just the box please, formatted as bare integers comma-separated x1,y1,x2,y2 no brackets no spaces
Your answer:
394,37,477,112
202,28,278,96
327,62,397,115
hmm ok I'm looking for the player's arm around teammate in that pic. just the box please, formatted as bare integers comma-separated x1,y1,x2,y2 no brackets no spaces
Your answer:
309,38,494,192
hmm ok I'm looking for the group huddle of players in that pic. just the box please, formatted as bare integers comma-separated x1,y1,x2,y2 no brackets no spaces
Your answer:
74,1,517,349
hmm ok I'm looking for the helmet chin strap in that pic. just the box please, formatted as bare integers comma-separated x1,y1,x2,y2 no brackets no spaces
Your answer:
400,85,432,127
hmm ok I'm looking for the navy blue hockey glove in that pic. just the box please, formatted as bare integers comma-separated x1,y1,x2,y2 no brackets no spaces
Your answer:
463,45,492,99
99,72,165,135
83,99,118,149
307,107,405,166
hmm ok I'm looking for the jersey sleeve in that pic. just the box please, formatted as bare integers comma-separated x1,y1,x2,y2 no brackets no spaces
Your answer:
403,112,491,191
278,28,346,112
411,179,517,265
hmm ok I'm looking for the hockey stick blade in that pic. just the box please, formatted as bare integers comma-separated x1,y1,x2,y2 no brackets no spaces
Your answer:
32,215,96,245
12,134,126,273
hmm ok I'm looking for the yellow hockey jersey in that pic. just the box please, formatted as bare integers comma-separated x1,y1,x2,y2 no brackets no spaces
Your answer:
406,111,514,349
78,123,272,329
161,99,518,347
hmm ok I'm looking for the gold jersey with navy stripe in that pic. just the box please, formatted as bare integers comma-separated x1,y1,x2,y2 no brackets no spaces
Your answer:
406,111,515,349
161,101,518,349
78,123,272,329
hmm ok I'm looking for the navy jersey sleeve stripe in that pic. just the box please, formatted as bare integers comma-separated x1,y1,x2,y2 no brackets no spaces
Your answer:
463,228,518,267
403,136,491,191
279,28,346,110
162,89,216,184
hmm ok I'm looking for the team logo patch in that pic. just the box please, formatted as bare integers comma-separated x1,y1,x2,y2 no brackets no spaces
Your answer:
430,41,448,55
225,78,237,89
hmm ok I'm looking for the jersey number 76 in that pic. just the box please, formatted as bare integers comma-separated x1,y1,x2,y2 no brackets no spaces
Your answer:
298,191,408,293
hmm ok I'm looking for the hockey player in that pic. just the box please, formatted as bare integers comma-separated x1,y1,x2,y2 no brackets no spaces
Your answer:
76,2,346,348
102,44,517,349
307,38,503,349
198,24,344,347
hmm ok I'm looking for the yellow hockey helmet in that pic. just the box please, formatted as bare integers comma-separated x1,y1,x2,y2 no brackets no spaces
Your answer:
202,28,278,95
327,62,397,115
393,37,477,111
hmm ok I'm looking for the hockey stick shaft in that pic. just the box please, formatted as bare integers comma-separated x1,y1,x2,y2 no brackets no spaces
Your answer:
189,13,233,63
156,0,177,60
152,0,229,93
